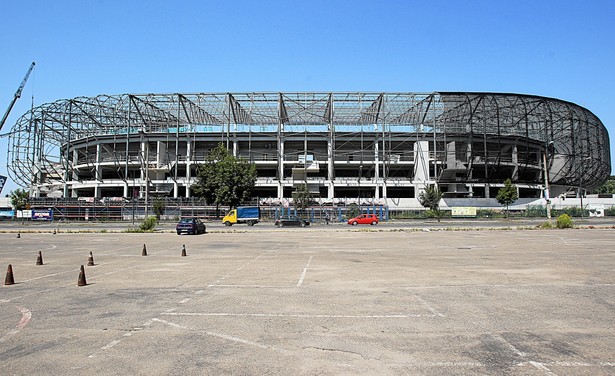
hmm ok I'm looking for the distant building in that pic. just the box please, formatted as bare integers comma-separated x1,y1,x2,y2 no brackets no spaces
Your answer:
7,92,610,208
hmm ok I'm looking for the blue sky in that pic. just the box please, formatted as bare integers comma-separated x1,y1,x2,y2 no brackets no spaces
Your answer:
1,0,614,195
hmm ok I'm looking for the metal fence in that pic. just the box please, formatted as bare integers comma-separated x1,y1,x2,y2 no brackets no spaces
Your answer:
24,197,389,223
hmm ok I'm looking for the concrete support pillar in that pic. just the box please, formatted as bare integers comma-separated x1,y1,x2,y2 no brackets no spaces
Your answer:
157,141,166,166
413,140,430,196
277,140,284,199
185,139,192,198
95,144,102,198
374,142,380,199
277,183,284,199
512,145,519,181
71,149,79,197
327,139,334,180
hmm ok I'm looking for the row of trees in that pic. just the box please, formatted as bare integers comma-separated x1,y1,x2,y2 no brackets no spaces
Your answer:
419,179,518,222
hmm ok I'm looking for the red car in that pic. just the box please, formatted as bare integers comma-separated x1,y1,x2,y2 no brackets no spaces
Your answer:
347,214,379,226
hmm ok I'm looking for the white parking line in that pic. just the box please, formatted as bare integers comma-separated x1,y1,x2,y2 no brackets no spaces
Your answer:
493,334,527,357
88,320,152,358
529,361,558,375
208,253,265,287
208,284,287,288
205,330,289,354
297,256,313,287
100,340,121,350
152,318,289,354
151,317,188,329
0,306,31,343
491,334,556,375
414,295,444,317
546,361,615,367
161,312,424,318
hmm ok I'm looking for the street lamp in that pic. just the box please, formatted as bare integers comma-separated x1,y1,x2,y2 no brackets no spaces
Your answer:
579,156,591,218
579,176,584,218
542,141,554,221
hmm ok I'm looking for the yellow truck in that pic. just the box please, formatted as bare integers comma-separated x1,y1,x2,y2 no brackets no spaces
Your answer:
222,206,261,226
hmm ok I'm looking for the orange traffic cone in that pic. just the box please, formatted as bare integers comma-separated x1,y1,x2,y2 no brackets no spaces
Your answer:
87,251,95,266
36,251,44,266
142,244,147,256
5,264,15,285
77,265,87,286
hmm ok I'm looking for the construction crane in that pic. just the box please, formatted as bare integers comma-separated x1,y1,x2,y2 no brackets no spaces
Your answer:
0,62,35,133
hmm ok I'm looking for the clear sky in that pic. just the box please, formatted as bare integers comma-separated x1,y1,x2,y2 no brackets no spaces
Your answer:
1,0,614,195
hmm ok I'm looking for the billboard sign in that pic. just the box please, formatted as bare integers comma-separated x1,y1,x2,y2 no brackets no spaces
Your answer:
31,209,53,221
451,207,477,218
0,175,6,195
17,210,32,218
0,210,14,218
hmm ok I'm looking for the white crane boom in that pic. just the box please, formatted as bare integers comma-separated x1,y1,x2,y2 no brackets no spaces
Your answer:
0,62,36,132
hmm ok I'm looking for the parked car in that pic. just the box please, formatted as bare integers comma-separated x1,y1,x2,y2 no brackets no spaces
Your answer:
274,216,310,228
347,213,379,226
176,218,206,235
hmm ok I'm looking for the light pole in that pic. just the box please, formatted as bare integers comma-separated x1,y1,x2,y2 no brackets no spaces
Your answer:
579,156,591,218
542,142,554,222
579,177,584,218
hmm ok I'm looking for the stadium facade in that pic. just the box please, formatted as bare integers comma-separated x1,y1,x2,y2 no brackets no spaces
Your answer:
7,92,611,208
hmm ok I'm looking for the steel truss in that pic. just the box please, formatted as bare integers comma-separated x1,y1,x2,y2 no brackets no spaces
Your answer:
6,92,610,197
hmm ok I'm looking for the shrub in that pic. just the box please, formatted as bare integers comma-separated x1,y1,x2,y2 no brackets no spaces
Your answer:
389,210,423,219
476,209,505,218
139,216,158,231
556,214,573,229
424,209,438,219
125,228,145,233
604,207,615,216
538,221,554,229
553,207,587,218
347,203,360,219
525,205,547,217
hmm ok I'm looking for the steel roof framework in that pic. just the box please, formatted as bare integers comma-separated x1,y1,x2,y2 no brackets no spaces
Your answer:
6,92,610,191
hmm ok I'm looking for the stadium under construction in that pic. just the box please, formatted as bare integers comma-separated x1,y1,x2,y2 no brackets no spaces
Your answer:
6,92,611,213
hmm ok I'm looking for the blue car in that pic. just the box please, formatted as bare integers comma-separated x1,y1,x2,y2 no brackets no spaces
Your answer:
176,218,206,235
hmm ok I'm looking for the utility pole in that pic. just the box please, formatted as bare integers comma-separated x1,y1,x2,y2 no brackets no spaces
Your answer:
543,148,552,221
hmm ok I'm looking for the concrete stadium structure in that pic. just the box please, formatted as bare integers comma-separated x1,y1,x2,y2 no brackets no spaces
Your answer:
7,92,611,208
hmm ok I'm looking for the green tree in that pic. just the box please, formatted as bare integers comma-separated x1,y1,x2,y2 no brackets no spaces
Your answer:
191,143,257,215
292,183,312,218
347,203,360,220
152,198,165,220
418,184,443,222
496,178,519,218
595,176,615,195
10,188,29,210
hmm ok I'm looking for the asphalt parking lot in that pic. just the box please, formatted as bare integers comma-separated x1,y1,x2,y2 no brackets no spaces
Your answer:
1,227,614,375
